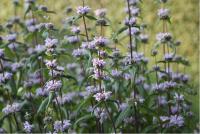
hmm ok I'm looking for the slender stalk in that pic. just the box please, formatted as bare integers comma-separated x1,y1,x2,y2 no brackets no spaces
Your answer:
162,4,171,115
55,96,63,123
14,3,17,33
51,69,63,124
8,117,13,133
127,0,133,60
133,66,139,133
82,15,89,42
13,113,20,131
82,0,89,42
104,102,117,133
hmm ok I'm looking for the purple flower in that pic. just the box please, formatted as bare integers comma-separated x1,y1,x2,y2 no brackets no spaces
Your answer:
95,8,107,18
23,121,34,133
169,115,184,127
124,17,137,26
54,92,77,105
86,86,99,94
66,63,78,70
48,66,64,77
54,120,71,132
25,0,36,4
45,23,54,29
181,74,189,83
93,36,109,47
94,108,108,124
123,73,132,80
2,103,21,115
0,49,4,58
6,34,17,42
160,116,169,122
25,19,37,26
65,36,80,44
45,59,57,69
11,62,23,72
92,58,106,68
127,27,140,35
128,0,140,5
8,43,19,51
38,5,48,12
27,25,37,32
130,7,140,16
93,91,112,101
111,69,122,78
45,38,58,48
72,48,87,58
44,80,62,92
76,6,91,15
87,41,97,50
158,96,167,106
71,26,80,34
93,68,104,79
156,32,172,43
164,53,174,61
119,103,128,111
35,44,46,53
171,105,179,114
36,88,49,97
158,8,170,19
136,76,145,85
174,93,184,101
139,34,149,43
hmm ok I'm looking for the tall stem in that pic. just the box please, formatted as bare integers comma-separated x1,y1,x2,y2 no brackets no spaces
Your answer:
133,66,139,133
127,0,133,60
104,102,117,133
13,113,20,131
162,5,171,115
51,69,63,124
82,16,89,42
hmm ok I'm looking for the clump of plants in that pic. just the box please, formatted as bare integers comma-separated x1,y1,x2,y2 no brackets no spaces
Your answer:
0,0,198,133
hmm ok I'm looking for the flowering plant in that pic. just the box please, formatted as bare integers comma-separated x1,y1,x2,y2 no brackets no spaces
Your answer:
0,0,198,133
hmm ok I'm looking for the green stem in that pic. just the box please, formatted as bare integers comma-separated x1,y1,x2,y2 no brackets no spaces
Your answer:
104,102,117,133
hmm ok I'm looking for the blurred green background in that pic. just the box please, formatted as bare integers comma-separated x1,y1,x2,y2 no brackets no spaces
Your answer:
0,0,199,119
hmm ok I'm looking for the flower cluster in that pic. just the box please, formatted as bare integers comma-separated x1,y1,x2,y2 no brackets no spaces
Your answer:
0,0,197,133
54,120,71,132
2,103,21,115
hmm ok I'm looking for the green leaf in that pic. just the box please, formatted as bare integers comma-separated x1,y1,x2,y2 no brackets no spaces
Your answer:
66,15,82,24
85,15,97,20
142,125,159,133
46,10,56,14
115,106,133,127
46,92,54,109
42,31,49,38
74,114,94,128
151,42,160,53
167,18,172,24
24,4,32,18
17,87,24,96
37,97,49,114
61,74,77,84
75,97,91,115
112,26,128,40
8,77,17,95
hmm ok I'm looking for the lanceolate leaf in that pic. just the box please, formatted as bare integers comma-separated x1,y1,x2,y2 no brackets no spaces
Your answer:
115,106,133,127
85,15,97,20
74,114,94,129
37,97,49,114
